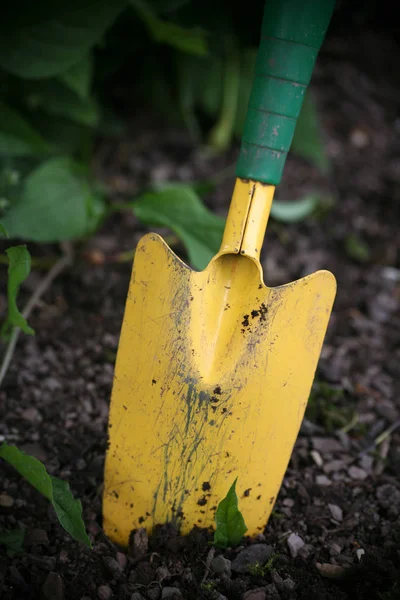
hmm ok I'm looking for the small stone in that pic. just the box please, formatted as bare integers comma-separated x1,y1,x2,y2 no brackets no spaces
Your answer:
21,407,42,423
310,450,323,467
130,594,146,600
377,484,400,517
359,455,373,472
25,528,49,546
312,437,342,454
217,596,228,600
146,588,161,600
356,549,365,562
298,544,313,560
156,566,170,581
161,587,182,599
232,544,274,574
243,588,266,600
376,401,398,423
212,555,232,576
328,504,343,522
116,552,127,570
26,554,56,570
282,577,295,591
97,585,112,600
324,460,347,474
102,556,123,579
316,563,348,579
350,128,369,148
330,544,342,555
41,572,64,600
129,528,148,560
271,571,283,590
0,493,14,508
287,533,304,558
348,466,367,481
59,550,68,564
282,498,294,508
265,583,280,599
316,475,331,486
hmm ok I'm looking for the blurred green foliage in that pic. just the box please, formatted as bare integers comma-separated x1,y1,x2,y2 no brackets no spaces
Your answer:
0,0,330,267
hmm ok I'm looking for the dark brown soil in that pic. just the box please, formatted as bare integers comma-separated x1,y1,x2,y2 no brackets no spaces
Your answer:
1,9,400,600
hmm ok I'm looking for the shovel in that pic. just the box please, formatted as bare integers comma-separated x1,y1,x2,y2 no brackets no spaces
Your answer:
104,0,336,547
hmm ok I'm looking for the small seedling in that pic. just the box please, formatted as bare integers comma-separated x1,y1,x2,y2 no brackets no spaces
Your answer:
247,553,279,576
213,478,247,549
201,580,217,592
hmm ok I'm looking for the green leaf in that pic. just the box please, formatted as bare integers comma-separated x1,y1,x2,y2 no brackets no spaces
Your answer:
0,101,51,158
58,54,93,100
213,478,247,549
24,79,99,127
0,224,9,238
0,0,128,79
51,477,91,548
0,443,51,499
0,246,34,339
131,0,208,56
271,196,319,223
0,528,26,556
131,184,225,270
291,91,330,173
0,443,91,548
1,157,106,242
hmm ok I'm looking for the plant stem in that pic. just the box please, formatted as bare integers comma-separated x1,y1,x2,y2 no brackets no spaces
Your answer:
0,243,73,389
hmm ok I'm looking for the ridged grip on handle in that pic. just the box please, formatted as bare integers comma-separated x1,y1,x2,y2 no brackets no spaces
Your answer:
236,0,335,185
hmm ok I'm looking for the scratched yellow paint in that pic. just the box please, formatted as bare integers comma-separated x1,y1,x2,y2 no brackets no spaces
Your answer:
103,179,336,547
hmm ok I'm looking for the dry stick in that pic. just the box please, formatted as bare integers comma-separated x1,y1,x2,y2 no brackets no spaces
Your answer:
0,244,73,389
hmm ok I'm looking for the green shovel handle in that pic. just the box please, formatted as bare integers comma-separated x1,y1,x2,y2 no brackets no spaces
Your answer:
236,0,335,185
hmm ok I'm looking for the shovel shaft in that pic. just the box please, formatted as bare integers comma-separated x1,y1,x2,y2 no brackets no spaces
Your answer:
236,0,335,185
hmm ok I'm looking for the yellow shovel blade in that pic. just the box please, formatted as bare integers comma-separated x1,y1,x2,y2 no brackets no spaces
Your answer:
104,202,336,546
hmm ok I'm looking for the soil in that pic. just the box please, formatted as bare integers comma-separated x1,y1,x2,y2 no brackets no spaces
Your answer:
1,8,400,600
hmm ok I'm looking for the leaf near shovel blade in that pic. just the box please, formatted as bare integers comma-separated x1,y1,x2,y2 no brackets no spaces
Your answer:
131,184,225,271
213,478,247,549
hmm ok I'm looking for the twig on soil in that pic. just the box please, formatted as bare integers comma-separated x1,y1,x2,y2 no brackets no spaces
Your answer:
0,243,73,389
358,418,400,457
201,546,215,583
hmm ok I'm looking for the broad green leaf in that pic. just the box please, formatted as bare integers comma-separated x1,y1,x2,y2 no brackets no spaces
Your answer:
131,0,208,56
213,478,247,549
0,101,51,158
292,92,330,173
59,54,93,99
0,443,91,548
24,79,99,127
51,477,91,548
0,1,128,79
0,529,26,556
271,196,319,223
0,246,34,339
0,443,51,499
131,184,225,270
1,157,106,242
